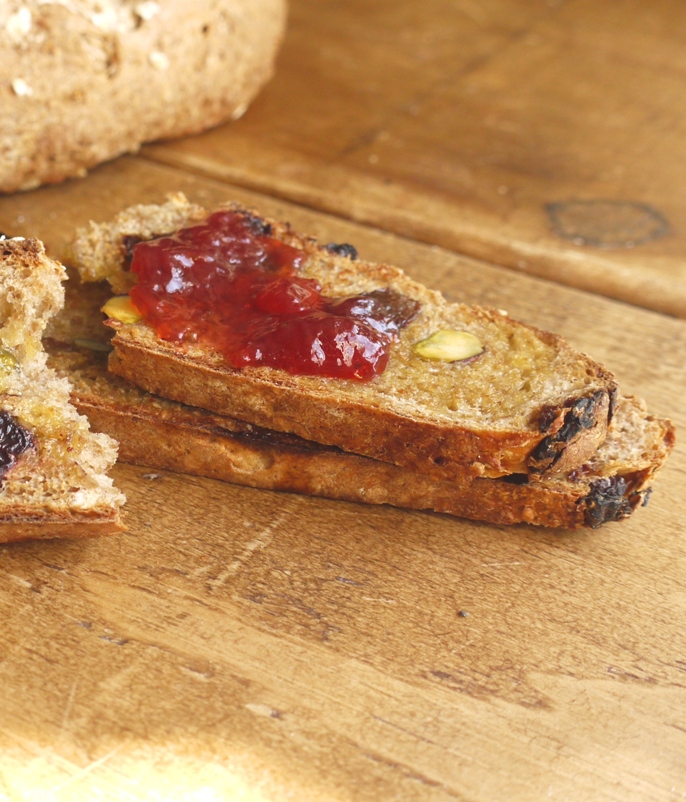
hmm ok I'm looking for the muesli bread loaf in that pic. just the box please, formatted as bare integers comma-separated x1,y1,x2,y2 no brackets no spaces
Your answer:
0,0,285,192
0,238,124,542
70,196,618,481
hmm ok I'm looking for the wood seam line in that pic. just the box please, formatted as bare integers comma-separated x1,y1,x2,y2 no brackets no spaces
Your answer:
132,152,684,324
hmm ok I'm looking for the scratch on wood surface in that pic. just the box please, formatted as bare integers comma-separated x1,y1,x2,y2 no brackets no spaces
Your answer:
207,498,305,590
59,677,79,734
51,745,121,794
667,723,686,736
372,714,441,748
361,596,397,605
245,702,283,719
7,575,32,590
0,727,89,777
357,744,466,797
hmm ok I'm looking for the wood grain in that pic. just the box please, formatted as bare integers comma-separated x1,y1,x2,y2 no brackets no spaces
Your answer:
0,158,684,800
144,0,686,317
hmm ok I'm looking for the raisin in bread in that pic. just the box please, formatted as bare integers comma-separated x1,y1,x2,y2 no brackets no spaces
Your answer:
44,276,673,528
69,196,617,481
0,238,124,542
0,0,285,192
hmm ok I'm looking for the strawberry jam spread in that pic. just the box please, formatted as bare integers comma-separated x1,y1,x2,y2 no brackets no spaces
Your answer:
128,210,420,381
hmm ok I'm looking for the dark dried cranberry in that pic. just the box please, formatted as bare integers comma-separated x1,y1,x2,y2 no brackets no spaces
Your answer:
582,476,633,528
530,391,605,473
325,243,358,260
538,405,561,434
240,212,272,237
328,289,420,335
499,473,529,485
0,410,33,480
121,235,146,270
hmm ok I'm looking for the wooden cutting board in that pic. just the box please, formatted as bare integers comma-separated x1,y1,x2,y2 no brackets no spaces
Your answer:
0,158,684,801
145,0,686,318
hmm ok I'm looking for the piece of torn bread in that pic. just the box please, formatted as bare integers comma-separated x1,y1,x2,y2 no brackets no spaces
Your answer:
0,238,124,542
45,276,674,529
68,195,618,482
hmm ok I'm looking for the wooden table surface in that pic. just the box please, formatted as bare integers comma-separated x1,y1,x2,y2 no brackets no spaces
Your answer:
1,3,686,801
146,0,686,318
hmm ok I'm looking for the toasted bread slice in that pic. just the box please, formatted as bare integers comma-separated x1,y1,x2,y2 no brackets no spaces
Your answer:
45,277,673,529
69,196,617,480
0,238,124,542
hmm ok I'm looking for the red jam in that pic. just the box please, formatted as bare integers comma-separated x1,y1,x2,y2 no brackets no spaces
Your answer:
129,210,420,381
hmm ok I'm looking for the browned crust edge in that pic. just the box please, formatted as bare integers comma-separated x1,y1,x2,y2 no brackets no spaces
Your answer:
74,394,659,530
108,337,613,481
0,512,124,543
528,388,614,477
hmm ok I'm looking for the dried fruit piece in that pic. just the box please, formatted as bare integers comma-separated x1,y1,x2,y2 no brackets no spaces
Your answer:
102,295,142,325
413,330,484,362
0,410,33,480
583,476,635,528
325,242,359,260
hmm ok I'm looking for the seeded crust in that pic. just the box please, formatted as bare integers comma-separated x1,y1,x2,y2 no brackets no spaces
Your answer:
0,239,124,542
70,196,617,480
0,0,285,192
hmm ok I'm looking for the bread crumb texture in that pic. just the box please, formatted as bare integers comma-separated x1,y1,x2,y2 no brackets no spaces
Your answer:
0,238,124,525
0,0,286,192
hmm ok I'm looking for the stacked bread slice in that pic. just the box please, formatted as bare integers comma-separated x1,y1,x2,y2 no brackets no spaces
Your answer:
0,237,124,542
60,195,674,529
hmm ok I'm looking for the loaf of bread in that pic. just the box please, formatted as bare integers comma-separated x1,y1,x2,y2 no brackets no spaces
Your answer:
44,276,674,529
70,196,618,481
0,0,286,192
0,238,124,542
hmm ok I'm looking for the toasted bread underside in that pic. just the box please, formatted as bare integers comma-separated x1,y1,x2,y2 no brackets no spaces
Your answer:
0,239,124,542
70,195,617,480
0,513,123,544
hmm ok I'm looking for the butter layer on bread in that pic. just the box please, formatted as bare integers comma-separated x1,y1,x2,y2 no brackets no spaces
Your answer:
45,276,674,529
69,195,617,480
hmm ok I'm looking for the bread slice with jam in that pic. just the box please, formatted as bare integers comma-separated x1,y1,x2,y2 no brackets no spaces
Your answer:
69,195,618,482
0,237,124,542
44,275,673,529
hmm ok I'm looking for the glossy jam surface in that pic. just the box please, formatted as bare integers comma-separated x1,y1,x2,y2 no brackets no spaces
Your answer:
129,211,420,380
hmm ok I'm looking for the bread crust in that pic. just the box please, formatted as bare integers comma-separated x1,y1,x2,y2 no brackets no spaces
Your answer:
72,388,673,529
109,328,614,480
0,513,123,543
